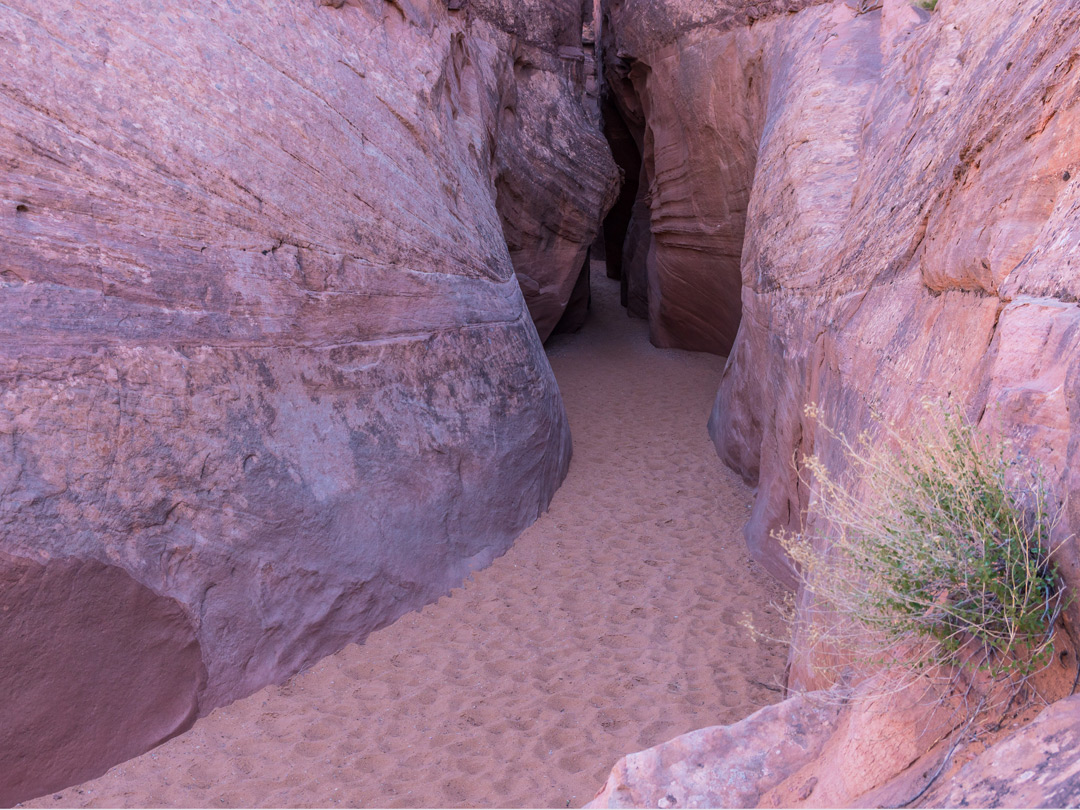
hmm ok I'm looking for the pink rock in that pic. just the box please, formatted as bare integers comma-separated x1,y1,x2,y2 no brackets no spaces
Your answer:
492,37,619,340
598,0,829,354
710,1,1080,680
921,694,1080,808
587,692,843,809
602,0,1080,605
0,0,611,800
597,0,1080,803
588,679,1010,809
0,555,205,806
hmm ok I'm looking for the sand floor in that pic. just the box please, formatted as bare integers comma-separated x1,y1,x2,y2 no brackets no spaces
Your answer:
29,272,789,809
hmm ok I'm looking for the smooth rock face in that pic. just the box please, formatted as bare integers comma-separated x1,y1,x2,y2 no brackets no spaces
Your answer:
599,0,829,354
0,0,610,800
603,0,1080,612
0,555,205,806
477,0,618,342
493,37,619,340
711,0,885,587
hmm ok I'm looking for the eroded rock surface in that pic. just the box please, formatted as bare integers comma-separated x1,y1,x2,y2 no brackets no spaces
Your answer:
0,0,611,800
601,0,1080,612
587,692,843,808
599,0,831,354
594,0,1080,805
706,0,1080,675
922,694,1080,808
602,0,1080,605
588,677,1080,809
492,36,618,340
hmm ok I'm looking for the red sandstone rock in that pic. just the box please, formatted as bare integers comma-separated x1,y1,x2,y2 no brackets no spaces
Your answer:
587,692,843,808
704,0,1080,681
589,678,1046,809
492,36,619,340
601,0,1080,601
921,694,1080,808
596,0,1080,805
599,0,829,354
0,0,610,801
603,0,1080,612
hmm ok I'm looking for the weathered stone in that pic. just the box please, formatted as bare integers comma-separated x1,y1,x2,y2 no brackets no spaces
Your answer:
0,0,611,800
551,251,593,335
602,0,830,56
599,95,641,283
595,0,1080,806
588,678,1021,809
492,37,619,341
705,0,1080,675
602,0,1080,610
598,0,832,354
922,694,1080,808
587,692,843,809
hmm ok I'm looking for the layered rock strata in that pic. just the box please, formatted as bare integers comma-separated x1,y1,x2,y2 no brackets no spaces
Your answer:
0,0,613,802
593,0,1080,805
484,0,618,339
602,0,1080,624
599,0,831,353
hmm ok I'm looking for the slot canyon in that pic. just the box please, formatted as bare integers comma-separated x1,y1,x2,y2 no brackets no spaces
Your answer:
3,0,1080,807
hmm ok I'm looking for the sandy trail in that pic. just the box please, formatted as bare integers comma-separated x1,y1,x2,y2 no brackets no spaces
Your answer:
29,272,789,809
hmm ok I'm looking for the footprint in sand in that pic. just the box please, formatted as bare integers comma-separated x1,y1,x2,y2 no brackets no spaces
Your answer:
26,273,789,810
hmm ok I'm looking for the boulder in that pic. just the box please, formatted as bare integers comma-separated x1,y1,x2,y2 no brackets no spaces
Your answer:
588,677,1080,809
587,692,844,808
0,555,205,806
0,0,611,800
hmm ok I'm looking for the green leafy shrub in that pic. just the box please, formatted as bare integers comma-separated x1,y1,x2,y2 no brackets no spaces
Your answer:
780,401,1070,693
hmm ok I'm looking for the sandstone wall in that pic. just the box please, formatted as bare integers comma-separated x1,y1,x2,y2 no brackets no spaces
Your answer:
602,0,1080,636
590,684,1080,808
599,0,830,353
709,0,1080,688
0,0,613,802
592,0,1080,804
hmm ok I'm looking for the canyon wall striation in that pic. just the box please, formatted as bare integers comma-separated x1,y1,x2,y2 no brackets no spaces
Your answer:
595,0,1080,804
0,0,614,802
603,0,1080,650
599,0,832,354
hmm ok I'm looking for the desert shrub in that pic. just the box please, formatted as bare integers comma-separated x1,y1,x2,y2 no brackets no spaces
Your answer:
918,0,938,10
779,401,1070,695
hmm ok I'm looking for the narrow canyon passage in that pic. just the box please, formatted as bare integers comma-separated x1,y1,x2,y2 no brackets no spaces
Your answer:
32,272,788,810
